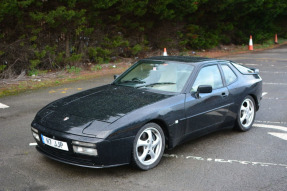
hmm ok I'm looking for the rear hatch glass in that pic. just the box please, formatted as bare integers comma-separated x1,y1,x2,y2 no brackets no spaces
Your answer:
231,62,256,74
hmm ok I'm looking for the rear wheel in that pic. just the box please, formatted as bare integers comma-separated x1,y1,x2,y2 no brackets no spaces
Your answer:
235,95,256,131
132,123,165,170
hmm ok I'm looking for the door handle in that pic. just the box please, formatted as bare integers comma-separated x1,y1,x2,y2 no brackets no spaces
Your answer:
221,92,228,98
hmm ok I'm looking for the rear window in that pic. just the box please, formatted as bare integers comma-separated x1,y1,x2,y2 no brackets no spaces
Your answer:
231,62,254,74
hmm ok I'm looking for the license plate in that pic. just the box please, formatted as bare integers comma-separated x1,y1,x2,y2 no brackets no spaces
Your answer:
41,135,69,151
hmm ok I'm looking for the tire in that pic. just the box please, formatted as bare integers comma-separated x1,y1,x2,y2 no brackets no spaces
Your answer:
235,95,256,131
132,123,165,170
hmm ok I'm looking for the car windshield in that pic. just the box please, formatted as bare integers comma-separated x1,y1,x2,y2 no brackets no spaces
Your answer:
114,60,194,93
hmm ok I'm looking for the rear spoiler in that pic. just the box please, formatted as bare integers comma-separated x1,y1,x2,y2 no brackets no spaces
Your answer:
249,67,260,74
229,61,260,75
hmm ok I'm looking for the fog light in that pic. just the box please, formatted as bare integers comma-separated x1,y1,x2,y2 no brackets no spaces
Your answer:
73,146,98,156
31,127,40,141
32,132,40,141
72,141,97,156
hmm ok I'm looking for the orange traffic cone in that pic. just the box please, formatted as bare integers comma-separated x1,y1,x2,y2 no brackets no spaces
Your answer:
248,35,253,51
163,48,168,56
275,34,278,44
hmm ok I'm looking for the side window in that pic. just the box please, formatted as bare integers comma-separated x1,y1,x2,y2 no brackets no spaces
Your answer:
192,65,223,91
222,65,237,85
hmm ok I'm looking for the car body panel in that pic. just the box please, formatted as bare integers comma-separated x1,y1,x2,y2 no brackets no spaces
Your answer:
184,87,231,134
34,121,134,167
36,85,172,137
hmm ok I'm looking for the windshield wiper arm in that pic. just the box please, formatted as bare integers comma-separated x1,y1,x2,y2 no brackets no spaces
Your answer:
137,82,175,88
118,79,145,84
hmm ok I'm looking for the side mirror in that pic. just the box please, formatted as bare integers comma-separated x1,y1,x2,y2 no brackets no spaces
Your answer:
194,85,212,98
114,75,119,80
197,85,212,93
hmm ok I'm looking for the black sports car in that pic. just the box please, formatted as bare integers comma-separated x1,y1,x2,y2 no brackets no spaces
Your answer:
31,56,262,170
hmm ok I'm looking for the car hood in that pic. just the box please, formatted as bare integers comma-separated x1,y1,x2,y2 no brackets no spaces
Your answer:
36,85,171,136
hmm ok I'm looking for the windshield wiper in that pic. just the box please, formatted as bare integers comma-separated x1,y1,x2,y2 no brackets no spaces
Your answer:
137,82,175,88
118,79,145,84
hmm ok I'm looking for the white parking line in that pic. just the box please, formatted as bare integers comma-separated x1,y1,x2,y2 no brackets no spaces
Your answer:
253,123,287,132
245,64,259,66
163,154,287,169
260,71,287,74
263,82,287,85
255,120,287,125
0,103,9,109
268,132,287,141
262,92,268,97
29,143,37,146
263,97,282,100
253,123,287,141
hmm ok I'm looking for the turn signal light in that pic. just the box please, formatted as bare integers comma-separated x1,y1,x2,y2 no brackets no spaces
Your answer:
31,127,40,141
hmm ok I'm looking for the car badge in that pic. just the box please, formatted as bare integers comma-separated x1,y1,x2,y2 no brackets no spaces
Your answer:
63,117,69,121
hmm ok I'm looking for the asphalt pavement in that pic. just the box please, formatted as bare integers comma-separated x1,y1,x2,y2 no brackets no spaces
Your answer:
1,45,287,191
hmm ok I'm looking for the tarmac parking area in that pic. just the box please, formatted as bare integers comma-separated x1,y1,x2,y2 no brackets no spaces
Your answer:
1,45,287,191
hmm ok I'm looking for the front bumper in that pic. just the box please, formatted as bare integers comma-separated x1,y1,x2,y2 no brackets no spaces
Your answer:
32,123,134,168
36,146,127,168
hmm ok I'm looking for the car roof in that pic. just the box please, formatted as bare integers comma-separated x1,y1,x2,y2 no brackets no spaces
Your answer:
143,56,227,66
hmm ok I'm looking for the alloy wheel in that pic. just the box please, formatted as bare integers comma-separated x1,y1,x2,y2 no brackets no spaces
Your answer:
136,127,163,166
240,98,255,128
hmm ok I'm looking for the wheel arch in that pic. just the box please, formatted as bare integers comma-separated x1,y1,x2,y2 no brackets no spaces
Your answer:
148,119,171,149
249,94,259,111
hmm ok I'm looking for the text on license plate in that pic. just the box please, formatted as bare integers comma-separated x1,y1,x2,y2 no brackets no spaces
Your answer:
41,135,69,151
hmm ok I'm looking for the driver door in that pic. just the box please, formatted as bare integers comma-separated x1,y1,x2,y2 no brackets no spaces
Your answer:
184,64,230,134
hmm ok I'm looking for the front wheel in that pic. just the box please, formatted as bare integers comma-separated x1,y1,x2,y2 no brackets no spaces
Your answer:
132,123,165,170
235,95,256,131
